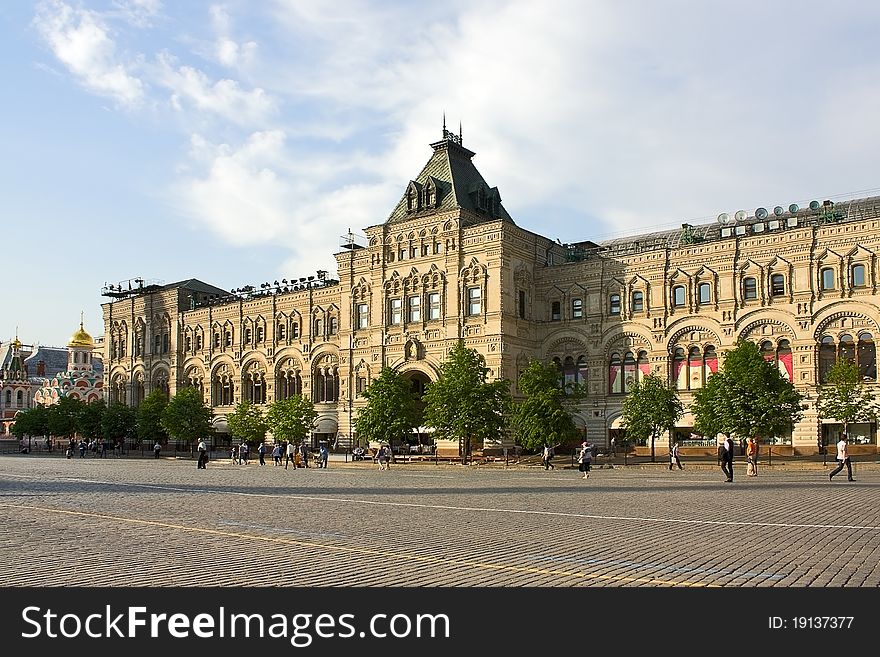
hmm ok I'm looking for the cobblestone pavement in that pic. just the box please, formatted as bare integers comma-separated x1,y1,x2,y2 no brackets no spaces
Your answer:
1,454,878,587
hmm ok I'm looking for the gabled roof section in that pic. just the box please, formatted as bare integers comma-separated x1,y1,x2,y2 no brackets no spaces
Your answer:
385,130,514,225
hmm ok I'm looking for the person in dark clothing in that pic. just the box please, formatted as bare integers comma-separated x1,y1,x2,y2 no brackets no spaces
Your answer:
720,436,735,482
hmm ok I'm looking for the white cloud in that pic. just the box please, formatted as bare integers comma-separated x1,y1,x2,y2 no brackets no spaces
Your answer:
33,0,145,107
153,51,275,125
111,0,163,28
209,5,257,68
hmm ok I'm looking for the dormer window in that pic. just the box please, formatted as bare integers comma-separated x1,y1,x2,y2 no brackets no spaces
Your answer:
425,181,437,207
406,181,422,212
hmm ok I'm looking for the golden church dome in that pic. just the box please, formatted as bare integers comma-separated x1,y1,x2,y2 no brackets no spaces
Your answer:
68,322,95,348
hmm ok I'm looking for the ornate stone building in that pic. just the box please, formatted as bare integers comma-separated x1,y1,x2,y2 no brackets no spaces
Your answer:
101,130,880,454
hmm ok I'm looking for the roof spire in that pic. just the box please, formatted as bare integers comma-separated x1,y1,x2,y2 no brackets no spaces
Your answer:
80,310,84,330
459,121,462,145
442,112,447,139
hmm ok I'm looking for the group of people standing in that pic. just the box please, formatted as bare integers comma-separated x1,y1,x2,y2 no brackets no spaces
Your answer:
194,439,330,470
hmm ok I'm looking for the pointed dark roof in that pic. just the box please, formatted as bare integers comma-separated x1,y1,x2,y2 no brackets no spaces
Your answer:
385,133,514,225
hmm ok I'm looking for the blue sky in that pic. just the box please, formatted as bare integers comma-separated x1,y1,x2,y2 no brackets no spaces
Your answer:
3,0,880,348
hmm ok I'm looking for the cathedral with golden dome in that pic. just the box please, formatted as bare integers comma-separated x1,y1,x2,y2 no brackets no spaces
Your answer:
0,320,103,439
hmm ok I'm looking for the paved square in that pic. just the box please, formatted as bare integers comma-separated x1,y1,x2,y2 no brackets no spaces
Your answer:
1,455,878,587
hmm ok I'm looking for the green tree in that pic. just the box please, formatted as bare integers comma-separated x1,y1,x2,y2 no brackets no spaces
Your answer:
10,405,49,443
102,402,138,446
691,340,803,445
620,373,684,462
265,395,318,446
510,359,580,451
160,387,214,447
422,341,511,464
77,399,106,441
817,359,877,440
47,396,85,442
227,400,269,447
353,367,419,448
137,389,169,447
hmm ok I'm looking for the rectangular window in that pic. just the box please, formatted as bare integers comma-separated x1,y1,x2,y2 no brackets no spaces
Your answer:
698,282,711,304
155,335,162,353
434,242,442,254
390,298,402,324
467,287,482,316
632,291,644,312
196,335,203,350
771,274,785,296
225,331,232,347
822,268,835,290
278,324,286,340
408,295,421,322
398,249,406,260
422,245,430,256
743,277,757,300
357,303,369,329
428,292,441,320
572,298,583,319
410,247,418,259
245,328,252,344
609,295,621,315
329,317,338,335
518,290,527,319
214,333,220,348
292,323,300,339
852,264,866,287
256,326,264,342
673,286,686,307
551,301,561,321
356,377,368,395
314,319,323,335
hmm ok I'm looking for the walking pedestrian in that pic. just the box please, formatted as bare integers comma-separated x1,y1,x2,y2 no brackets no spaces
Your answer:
829,434,855,482
577,441,592,479
300,441,310,468
669,441,683,470
79,440,86,458
257,442,266,466
610,436,617,457
230,444,239,465
542,444,555,470
197,439,208,469
272,443,282,466
720,435,734,482
240,441,249,465
319,442,329,468
285,441,296,469
376,444,389,470
746,437,758,477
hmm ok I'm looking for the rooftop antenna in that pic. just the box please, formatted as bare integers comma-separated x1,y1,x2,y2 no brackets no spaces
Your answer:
459,121,462,145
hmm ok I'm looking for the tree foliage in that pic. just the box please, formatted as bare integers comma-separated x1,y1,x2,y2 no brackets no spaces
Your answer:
227,400,269,445
10,405,49,439
691,340,803,442
102,402,138,444
265,395,318,445
510,359,580,450
354,367,419,447
77,399,106,440
137,389,168,446
160,387,214,445
422,341,511,463
620,373,684,461
817,359,877,437
47,396,85,439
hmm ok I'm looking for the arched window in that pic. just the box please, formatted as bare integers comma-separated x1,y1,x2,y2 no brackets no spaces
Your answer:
770,274,786,297
839,334,855,363
672,286,686,307
563,356,577,390
743,277,757,300
609,294,621,315
572,298,583,319
818,336,837,382
671,347,686,389
821,268,835,290
631,291,644,312
688,346,704,389
776,339,793,380
698,282,711,305
858,333,877,380
577,356,588,386
851,264,866,287
609,353,623,394
622,352,637,392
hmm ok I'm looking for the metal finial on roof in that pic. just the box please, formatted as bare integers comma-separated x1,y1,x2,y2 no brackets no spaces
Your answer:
442,112,447,139
459,121,462,145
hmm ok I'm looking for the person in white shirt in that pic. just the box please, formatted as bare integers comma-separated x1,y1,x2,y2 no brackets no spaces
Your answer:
196,439,208,469
829,435,854,481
